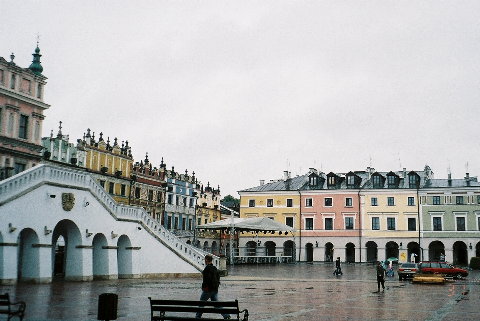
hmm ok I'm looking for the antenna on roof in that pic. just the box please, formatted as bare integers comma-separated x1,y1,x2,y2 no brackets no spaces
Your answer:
466,161,469,173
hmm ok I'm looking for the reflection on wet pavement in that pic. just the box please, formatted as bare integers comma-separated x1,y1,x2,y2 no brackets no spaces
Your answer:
1,263,478,320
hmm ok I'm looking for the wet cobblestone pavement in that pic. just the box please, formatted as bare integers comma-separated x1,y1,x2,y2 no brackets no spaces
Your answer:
1,263,479,321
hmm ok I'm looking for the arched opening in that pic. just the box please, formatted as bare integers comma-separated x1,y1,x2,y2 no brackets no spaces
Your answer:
428,241,445,261
453,241,468,266
245,241,257,256
283,240,296,261
345,243,355,263
407,242,420,263
265,241,276,256
203,241,209,252
325,242,334,262
476,242,480,258
17,228,40,282
92,234,109,279
305,243,313,262
52,220,83,281
385,241,399,261
211,241,218,255
117,235,132,278
366,241,378,263
53,236,65,277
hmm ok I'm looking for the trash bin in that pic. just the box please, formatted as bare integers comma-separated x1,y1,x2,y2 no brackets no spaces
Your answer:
98,293,118,321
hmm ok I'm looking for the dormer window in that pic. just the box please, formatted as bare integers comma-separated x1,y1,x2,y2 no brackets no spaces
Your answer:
408,172,420,188
309,175,318,187
386,172,399,188
372,175,383,188
346,172,360,188
327,175,336,186
347,175,355,186
387,175,396,186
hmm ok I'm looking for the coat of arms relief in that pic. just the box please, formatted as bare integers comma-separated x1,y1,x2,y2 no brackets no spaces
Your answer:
62,193,75,211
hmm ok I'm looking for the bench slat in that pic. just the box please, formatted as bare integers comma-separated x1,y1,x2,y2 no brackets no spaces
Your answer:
150,299,238,308
152,306,239,314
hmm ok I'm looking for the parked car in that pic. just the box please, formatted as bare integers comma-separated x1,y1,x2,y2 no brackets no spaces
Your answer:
418,261,468,279
398,262,419,280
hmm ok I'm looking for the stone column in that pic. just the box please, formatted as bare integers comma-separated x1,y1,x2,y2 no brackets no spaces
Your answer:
36,244,53,283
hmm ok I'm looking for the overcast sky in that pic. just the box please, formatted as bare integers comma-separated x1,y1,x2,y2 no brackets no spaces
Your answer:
2,1,480,197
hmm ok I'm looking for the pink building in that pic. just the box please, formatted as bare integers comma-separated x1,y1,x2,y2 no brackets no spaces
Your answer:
0,46,49,179
300,170,366,262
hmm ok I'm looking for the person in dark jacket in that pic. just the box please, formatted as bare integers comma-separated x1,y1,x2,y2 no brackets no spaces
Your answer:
376,261,386,292
196,255,230,319
334,257,343,275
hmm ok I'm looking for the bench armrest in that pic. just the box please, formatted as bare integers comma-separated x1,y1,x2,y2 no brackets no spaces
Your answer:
11,301,26,312
239,309,249,321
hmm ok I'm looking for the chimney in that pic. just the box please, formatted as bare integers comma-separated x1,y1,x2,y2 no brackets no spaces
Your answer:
260,180,265,186
448,172,452,186
283,171,290,181
465,173,470,186
403,168,407,178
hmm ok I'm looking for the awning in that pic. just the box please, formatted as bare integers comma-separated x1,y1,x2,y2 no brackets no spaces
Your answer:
197,217,294,233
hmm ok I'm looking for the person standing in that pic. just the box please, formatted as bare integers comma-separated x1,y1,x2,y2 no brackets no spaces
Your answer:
376,261,386,292
196,255,230,319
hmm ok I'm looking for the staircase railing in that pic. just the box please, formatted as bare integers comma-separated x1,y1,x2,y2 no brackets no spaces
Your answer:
0,164,218,270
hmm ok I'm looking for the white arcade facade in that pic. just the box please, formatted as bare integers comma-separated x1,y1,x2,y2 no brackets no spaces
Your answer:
0,164,219,284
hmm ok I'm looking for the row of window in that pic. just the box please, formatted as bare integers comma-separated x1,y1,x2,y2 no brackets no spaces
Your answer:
428,195,480,205
430,216,480,231
99,180,127,196
249,196,416,208
166,215,194,230
0,69,43,98
249,199,294,208
167,194,195,207
248,194,480,209
303,215,480,231
370,196,415,206
0,109,40,141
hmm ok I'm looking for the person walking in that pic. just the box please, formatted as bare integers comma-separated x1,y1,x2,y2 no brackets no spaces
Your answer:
196,255,230,319
334,257,343,275
376,261,386,292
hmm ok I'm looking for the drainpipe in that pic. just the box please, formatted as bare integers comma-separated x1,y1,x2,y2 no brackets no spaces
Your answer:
358,187,362,263
417,186,421,261
298,190,302,263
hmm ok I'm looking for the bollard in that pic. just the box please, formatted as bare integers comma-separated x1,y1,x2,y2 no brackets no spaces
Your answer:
97,293,118,321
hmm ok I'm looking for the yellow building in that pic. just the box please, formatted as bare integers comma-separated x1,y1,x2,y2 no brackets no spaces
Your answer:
361,169,424,263
79,129,133,204
238,172,305,259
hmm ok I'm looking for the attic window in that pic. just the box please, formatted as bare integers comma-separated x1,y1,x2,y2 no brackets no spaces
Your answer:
373,175,382,188
309,176,318,186
347,175,355,186
408,174,419,188
387,175,395,185
327,176,335,186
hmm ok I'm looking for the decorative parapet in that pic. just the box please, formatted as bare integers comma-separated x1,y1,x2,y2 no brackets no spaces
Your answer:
0,164,218,271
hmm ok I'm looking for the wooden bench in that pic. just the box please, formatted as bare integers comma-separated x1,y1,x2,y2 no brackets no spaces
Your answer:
0,293,26,321
148,298,248,321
